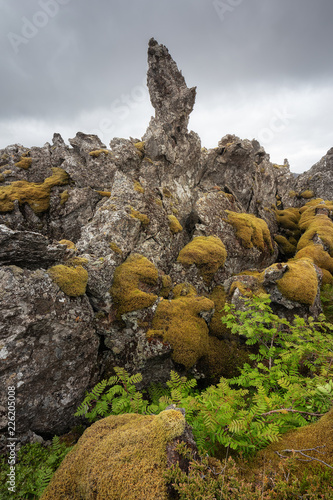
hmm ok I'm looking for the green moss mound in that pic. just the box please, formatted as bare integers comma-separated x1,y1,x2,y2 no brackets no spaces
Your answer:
225,211,273,253
274,235,297,258
295,244,333,274
110,254,159,317
168,214,183,234
89,149,109,157
147,283,214,369
47,265,88,297
177,236,227,285
0,167,69,213
15,156,32,169
255,407,333,474
297,215,333,256
41,410,185,500
275,207,301,231
209,285,228,338
275,258,319,305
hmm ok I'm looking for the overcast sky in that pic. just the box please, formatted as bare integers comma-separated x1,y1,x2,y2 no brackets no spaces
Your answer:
1,0,332,173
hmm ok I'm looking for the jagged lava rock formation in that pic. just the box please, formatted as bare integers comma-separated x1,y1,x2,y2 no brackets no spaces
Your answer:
1,38,333,443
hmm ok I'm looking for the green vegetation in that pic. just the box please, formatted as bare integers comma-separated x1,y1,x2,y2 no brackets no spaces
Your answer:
3,294,333,498
177,235,227,284
110,253,158,317
88,149,109,158
225,211,273,253
167,214,183,233
47,265,88,297
0,437,72,499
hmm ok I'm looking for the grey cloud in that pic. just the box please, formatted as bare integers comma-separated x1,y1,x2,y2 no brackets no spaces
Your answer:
0,0,332,172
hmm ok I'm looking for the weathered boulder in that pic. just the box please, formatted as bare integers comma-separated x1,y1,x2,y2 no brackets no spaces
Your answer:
0,266,99,442
198,135,290,233
293,147,333,203
142,38,202,216
0,225,66,268
41,409,197,500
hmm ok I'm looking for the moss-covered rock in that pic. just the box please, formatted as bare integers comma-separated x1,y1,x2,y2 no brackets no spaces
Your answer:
110,254,159,317
167,214,183,234
177,236,227,285
225,210,273,253
295,244,333,274
254,408,333,474
59,239,77,251
275,207,301,231
274,234,297,258
297,215,333,256
47,265,88,297
209,285,229,338
15,156,32,170
41,410,186,500
147,283,214,369
0,167,69,213
275,258,319,305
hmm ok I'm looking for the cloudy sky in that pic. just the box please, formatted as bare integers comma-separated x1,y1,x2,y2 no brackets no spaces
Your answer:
1,0,332,173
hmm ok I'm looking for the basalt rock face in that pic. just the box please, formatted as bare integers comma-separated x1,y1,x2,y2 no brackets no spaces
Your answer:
0,39,332,442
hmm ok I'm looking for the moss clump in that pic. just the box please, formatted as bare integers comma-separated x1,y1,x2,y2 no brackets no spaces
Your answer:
289,190,297,197
109,242,123,255
225,211,273,253
59,239,77,251
274,235,297,258
160,274,172,298
0,167,69,213
209,285,228,338
297,215,333,256
321,268,333,286
97,191,111,197
47,265,88,297
168,215,183,234
275,207,301,231
177,236,227,285
300,190,315,199
88,149,109,158
147,284,214,369
203,336,250,380
130,207,150,226
133,180,144,194
275,258,319,305
254,408,333,475
41,410,186,500
15,156,32,170
110,254,158,317
298,200,333,231
295,244,333,274
134,141,145,157
0,174,4,183
60,190,69,205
